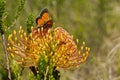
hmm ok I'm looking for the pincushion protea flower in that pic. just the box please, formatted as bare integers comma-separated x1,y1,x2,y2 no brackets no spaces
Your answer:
7,26,90,69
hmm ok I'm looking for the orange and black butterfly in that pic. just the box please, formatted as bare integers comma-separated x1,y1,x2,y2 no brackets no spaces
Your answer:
36,8,53,27
32,8,53,37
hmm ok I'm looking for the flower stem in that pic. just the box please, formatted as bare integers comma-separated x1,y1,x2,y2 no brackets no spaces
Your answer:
1,33,11,80
44,66,49,80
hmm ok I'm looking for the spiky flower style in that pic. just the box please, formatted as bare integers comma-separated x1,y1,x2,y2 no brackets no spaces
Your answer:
7,26,90,69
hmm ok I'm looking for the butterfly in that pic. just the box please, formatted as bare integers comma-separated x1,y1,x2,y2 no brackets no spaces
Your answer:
36,8,53,27
32,8,53,37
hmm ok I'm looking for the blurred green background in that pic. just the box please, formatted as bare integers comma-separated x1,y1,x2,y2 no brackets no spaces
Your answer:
0,0,120,80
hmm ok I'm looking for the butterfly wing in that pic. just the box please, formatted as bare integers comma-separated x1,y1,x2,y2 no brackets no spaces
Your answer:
36,8,50,26
43,20,53,33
